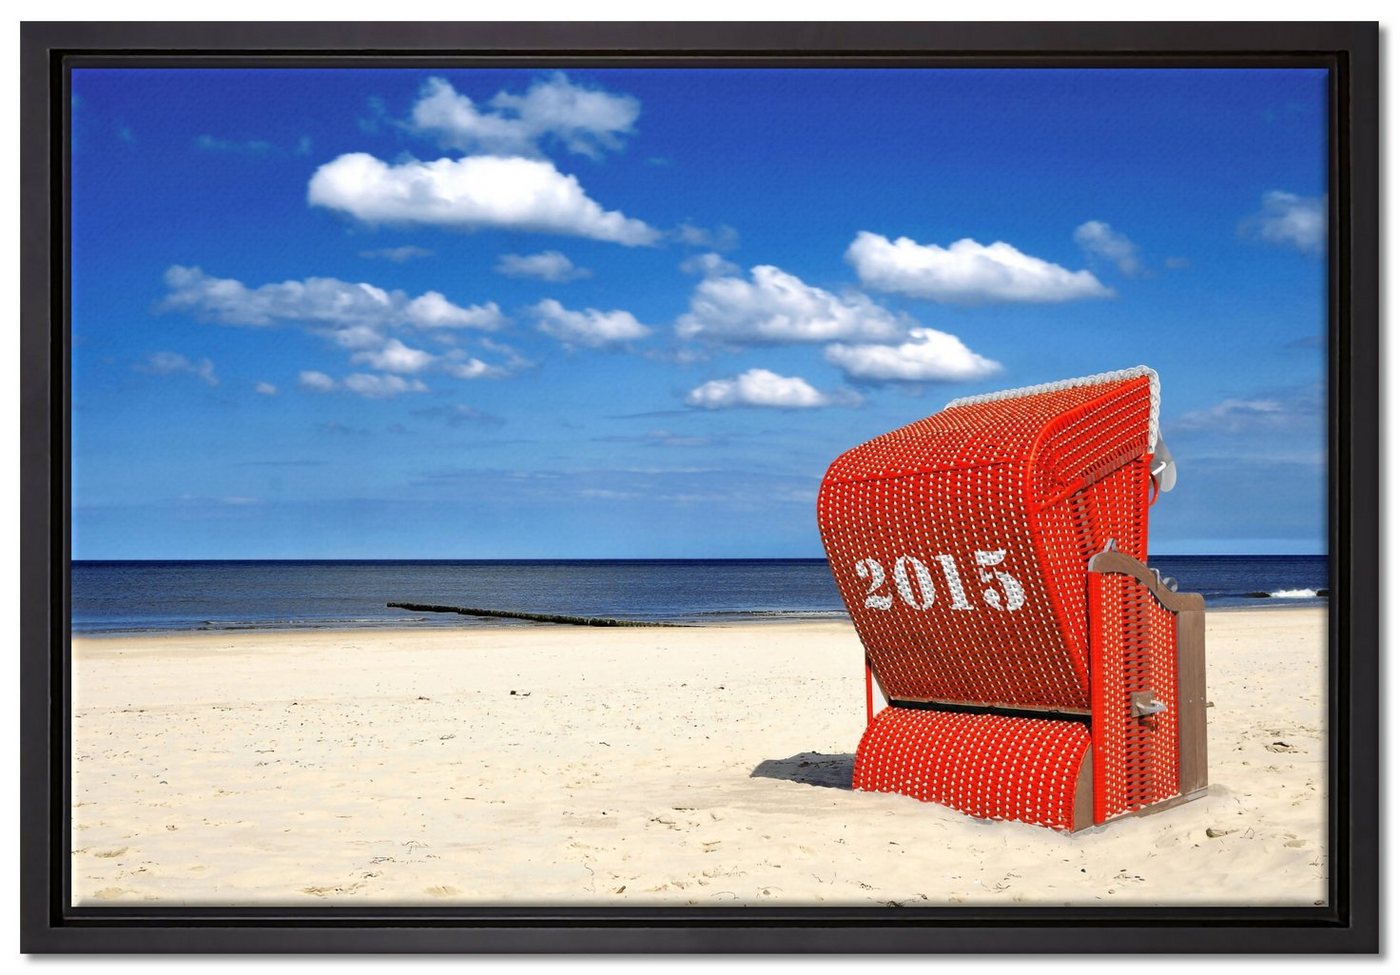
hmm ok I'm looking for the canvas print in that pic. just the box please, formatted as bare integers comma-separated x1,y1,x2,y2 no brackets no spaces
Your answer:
69,66,1329,907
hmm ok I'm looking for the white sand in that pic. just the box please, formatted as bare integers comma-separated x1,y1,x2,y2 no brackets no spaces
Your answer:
70,608,1327,907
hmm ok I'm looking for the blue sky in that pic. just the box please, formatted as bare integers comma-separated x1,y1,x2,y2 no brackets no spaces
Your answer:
70,67,1329,559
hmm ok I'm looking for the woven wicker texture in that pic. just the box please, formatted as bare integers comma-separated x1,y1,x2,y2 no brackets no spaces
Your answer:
818,373,1154,711
1089,570,1181,822
852,707,1091,830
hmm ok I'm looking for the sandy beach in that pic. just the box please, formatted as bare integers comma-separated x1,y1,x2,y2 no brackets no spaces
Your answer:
70,607,1328,907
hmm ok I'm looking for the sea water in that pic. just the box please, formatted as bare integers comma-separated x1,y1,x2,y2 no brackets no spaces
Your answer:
70,555,1328,635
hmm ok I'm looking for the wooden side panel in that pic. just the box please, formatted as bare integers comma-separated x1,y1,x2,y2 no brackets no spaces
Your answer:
1087,547,1208,820
1072,746,1094,832
1175,607,1209,795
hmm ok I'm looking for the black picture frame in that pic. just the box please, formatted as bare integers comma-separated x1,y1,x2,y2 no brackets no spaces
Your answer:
20,20,1379,954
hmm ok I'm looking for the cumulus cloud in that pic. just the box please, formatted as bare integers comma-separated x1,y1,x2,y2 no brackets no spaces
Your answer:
161,265,510,390
674,223,740,251
307,152,659,246
298,370,427,399
846,231,1113,304
1073,220,1144,276
253,381,278,396
824,328,1001,384
351,338,436,374
442,340,532,380
677,264,907,345
531,298,651,348
136,351,219,386
359,245,434,263
402,291,504,330
409,74,639,160
298,370,337,393
679,252,740,278
495,250,592,282
1240,191,1326,254
443,359,504,380
161,265,503,332
686,368,856,410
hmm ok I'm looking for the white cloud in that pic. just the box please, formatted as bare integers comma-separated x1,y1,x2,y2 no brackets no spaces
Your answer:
1073,220,1144,276
679,252,740,278
846,231,1113,304
686,368,854,410
162,265,506,390
403,291,505,330
137,351,219,386
495,250,592,282
442,340,532,380
326,324,389,351
531,298,651,348
308,152,659,246
409,74,639,160
253,381,278,396
298,369,428,399
443,357,507,380
298,370,337,393
1241,191,1326,254
161,266,503,332
824,328,1001,384
359,245,434,263
677,264,907,344
675,223,740,251
343,373,428,399
1174,398,1298,433
351,338,436,374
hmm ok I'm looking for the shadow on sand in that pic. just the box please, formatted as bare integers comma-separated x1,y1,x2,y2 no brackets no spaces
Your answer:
750,752,854,790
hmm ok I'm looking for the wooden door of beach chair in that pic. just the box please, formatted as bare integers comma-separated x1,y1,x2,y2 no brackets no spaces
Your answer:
817,366,1207,830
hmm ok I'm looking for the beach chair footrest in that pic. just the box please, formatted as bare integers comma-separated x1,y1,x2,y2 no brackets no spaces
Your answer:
853,706,1092,831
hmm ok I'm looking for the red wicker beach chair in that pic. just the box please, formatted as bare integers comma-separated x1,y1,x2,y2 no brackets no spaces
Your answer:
817,366,1207,831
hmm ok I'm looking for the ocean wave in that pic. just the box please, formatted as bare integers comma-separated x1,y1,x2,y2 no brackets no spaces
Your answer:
684,609,850,619
199,616,434,629
1266,588,1321,599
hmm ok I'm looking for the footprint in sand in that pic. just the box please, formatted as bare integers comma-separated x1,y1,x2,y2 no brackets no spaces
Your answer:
424,885,461,897
91,887,130,899
93,847,128,859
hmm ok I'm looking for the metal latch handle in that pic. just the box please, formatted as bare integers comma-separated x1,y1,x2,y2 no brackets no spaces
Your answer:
1130,691,1168,717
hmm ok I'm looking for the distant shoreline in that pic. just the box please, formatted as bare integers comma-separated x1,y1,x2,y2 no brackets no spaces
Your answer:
69,600,1324,640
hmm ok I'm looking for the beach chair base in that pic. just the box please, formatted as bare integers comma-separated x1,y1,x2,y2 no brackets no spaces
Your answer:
852,704,1208,831
852,706,1094,831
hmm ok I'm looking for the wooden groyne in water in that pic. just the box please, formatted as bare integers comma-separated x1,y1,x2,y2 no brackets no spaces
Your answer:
387,601,683,628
